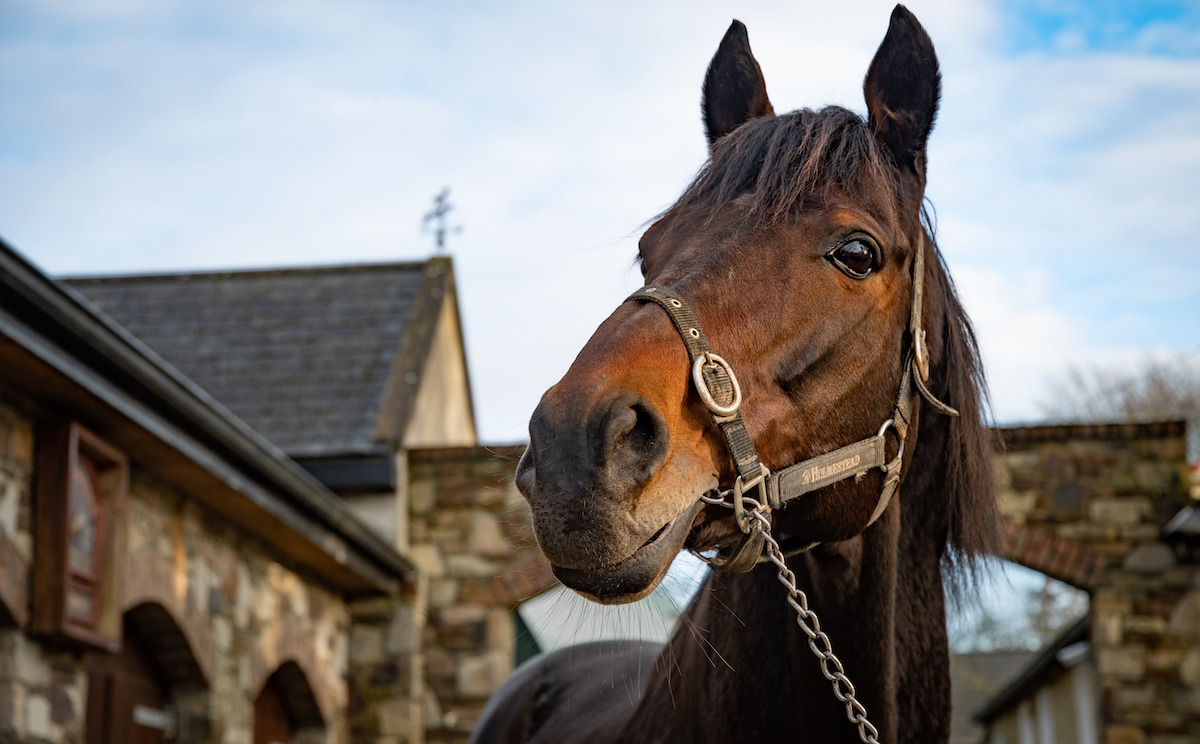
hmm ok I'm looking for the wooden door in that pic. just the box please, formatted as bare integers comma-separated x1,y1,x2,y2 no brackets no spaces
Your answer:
85,621,170,744
254,676,293,744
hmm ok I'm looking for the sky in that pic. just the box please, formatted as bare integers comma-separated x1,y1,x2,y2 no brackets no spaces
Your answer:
1,0,1198,446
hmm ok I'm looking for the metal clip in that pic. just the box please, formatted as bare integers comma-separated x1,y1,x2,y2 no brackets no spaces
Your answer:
732,464,770,534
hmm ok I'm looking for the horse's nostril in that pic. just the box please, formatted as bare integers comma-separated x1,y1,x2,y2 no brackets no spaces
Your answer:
514,443,537,500
619,403,658,452
601,396,670,489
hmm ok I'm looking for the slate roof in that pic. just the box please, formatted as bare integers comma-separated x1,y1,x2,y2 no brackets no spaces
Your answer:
64,260,449,458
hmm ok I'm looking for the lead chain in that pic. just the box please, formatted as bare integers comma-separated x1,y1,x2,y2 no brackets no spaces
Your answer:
713,495,882,744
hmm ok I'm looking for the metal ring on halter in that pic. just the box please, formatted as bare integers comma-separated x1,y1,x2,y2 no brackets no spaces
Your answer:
691,352,742,417
876,418,905,476
876,418,895,439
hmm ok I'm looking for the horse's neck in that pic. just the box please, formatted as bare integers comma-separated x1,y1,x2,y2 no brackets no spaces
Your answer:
628,425,955,744
628,526,902,742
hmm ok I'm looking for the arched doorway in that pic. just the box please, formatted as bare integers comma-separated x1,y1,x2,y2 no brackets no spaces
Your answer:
84,615,171,744
84,603,209,744
254,675,292,744
253,660,324,744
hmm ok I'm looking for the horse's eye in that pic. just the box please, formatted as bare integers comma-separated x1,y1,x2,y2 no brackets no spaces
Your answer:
827,239,879,279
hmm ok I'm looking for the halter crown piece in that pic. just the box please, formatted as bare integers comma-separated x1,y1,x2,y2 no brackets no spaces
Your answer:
627,237,957,573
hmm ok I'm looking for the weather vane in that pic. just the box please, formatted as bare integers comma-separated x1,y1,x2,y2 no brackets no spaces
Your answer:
422,187,461,253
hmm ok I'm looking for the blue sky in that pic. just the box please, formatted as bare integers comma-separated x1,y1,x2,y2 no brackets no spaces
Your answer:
1003,0,1200,54
1,0,1197,444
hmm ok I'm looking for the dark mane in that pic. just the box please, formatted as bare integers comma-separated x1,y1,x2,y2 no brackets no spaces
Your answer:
925,231,1000,577
674,106,900,226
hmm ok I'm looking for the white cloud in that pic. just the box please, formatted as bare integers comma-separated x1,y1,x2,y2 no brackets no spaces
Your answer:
1,0,1197,442
953,266,1083,422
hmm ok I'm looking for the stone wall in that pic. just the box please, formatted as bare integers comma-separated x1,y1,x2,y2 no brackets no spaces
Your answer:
0,395,362,744
406,446,553,744
123,471,351,743
346,584,423,744
995,421,1197,744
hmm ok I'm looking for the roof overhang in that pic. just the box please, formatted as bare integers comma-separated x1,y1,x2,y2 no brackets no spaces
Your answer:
295,454,396,493
0,240,415,596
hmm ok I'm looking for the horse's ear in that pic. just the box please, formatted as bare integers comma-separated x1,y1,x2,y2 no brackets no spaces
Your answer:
863,5,940,177
703,20,773,147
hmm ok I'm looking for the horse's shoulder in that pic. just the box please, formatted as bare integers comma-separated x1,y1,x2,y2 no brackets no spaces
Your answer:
470,640,663,744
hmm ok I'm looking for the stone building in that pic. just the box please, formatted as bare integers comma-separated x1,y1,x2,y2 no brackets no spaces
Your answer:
402,447,549,742
53,255,550,743
978,421,1198,744
0,240,424,743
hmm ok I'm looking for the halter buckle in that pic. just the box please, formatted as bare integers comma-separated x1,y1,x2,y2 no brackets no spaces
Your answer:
691,352,742,417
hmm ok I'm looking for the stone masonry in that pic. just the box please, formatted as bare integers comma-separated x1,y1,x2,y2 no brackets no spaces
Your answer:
995,421,1198,744
11,374,1198,744
405,445,552,744
0,395,360,744
122,471,351,743
346,583,423,744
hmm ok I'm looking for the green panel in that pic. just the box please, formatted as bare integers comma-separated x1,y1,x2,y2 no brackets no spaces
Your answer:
514,611,541,667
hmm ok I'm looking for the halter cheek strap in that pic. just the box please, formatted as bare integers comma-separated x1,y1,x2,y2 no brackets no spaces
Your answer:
627,237,957,573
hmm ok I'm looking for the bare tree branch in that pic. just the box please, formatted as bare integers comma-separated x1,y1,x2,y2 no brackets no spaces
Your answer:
1040,353,1200,460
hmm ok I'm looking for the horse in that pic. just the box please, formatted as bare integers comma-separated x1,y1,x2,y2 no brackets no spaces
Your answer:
473,6,997,743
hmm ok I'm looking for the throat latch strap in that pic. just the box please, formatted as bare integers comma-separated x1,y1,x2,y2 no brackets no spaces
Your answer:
766,429,886,508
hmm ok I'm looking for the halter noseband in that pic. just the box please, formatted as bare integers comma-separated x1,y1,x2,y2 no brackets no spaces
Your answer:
627,237,957,573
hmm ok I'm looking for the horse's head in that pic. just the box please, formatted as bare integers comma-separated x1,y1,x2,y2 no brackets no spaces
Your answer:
518,6,953,603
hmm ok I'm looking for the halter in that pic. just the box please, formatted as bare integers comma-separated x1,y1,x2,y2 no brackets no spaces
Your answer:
627,236,957,573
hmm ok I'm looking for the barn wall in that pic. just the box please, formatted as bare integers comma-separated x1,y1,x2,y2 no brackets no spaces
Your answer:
0,395,358,744
995,422,1197,743
123,470,351,742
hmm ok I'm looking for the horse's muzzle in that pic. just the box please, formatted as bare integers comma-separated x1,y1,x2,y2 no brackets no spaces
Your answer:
550,500,705,604
516,389,691,601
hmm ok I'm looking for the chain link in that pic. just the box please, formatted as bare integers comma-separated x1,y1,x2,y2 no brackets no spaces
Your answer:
703,494,882,744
